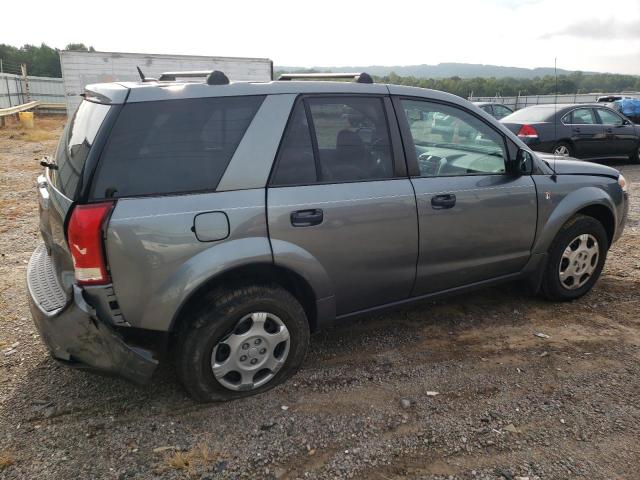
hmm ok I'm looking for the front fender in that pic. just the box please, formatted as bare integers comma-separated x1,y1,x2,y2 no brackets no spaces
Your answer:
533,184,617,255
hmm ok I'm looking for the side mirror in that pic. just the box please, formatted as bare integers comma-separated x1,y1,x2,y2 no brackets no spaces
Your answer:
509,149,534,176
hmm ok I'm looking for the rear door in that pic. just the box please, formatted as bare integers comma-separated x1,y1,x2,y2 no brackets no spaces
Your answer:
395,96,537,295
38,99,112,292
594,107,637,156
562,107,606,158
492,104,513,120
267,96,418,315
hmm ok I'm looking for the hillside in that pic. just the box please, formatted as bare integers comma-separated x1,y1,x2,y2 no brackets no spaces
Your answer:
276,62,589,79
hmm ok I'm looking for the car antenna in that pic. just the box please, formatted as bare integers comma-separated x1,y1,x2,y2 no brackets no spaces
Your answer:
552,57,558,178
136,66,157,83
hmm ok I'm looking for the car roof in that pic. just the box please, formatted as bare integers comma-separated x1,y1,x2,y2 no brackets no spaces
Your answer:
84,79,473,108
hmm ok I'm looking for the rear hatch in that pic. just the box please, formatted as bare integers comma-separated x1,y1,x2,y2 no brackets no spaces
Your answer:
38,99,113,295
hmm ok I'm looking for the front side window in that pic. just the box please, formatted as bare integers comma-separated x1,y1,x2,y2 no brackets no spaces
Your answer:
401,99,507,177
92,95,264,198
596,108,624,126
271,96,394,185
568,108,596,125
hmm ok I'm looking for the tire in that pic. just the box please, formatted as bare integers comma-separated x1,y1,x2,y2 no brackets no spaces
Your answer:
552,141,573,158
175,284,310,402
541,214,608,301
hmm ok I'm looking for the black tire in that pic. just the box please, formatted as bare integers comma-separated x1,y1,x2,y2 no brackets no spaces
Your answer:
552,141,574,158
175,284,310,402
541,214,608,301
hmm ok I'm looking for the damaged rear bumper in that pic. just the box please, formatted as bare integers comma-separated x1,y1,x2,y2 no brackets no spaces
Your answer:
26,244,158,384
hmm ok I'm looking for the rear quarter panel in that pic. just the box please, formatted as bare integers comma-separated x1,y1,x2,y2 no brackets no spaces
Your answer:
105,190,271,331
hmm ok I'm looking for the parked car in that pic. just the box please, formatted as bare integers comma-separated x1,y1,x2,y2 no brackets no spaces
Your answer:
473,102,514,120
501,104,640,163
28,72,629,402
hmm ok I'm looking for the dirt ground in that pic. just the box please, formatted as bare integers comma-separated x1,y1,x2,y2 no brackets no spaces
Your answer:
0,116,639,480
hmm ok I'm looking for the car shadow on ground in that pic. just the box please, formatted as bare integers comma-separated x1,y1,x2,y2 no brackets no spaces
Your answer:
1,281,545,422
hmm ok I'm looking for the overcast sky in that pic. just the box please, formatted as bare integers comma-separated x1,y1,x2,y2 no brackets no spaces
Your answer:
3,0,640,74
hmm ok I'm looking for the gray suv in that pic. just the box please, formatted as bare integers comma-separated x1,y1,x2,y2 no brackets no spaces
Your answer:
27,71,629,402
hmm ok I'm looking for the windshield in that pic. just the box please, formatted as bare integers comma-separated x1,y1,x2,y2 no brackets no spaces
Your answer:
502,107,556,123
51,100,110,198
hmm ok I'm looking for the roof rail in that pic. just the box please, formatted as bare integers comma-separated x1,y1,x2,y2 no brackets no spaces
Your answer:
278,72,374,84
158,70,230,85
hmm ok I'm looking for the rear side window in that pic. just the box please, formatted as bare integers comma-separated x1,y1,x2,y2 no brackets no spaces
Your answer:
52,100,110,198
92,95,264,198
271,96,394,185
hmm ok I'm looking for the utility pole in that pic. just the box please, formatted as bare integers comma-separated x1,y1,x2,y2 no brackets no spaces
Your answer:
21,63,31,103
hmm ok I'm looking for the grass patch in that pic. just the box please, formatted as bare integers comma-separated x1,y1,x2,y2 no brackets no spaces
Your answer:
0,115,64,142
0,451,15,470
161,444,218,473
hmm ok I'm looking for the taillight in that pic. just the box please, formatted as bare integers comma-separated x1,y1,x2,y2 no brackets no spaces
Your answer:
67,202,114,286
517,124,539,139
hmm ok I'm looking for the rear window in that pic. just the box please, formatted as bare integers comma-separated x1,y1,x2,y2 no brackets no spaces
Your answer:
501,107,556,123
52,100,110,198
91,95,265,199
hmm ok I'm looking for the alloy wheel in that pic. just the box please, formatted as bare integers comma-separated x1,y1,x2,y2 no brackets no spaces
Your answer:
558,233,599,290
211,312,290,391
553,145,570,157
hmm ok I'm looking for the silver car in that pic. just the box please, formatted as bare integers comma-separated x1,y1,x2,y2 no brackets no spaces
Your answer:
27,71,629,401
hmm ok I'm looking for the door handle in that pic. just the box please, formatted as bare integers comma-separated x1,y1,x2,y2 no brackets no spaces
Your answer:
572,127,581,133
431,194,456,209
290,209,323,227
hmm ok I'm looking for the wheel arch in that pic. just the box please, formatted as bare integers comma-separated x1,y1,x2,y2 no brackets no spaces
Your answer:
533,186,617,255
575,204,615,246
169,263,320,337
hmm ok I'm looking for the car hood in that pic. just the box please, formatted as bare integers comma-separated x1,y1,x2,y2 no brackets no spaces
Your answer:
535,154,620,178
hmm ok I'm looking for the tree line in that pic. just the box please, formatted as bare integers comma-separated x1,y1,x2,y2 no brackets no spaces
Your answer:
2,43,639,97
276,69,640,98
0,43,94,77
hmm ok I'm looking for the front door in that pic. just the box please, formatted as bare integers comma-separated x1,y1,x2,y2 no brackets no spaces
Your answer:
267,96,419,315
395,97,537,295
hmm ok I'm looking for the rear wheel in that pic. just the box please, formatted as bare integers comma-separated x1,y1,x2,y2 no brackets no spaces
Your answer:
541,215,608,301
628,144,640,164
176,284,310,402
552,141,573,158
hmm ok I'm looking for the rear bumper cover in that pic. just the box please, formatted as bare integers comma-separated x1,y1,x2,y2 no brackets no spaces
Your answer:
27,244,158,384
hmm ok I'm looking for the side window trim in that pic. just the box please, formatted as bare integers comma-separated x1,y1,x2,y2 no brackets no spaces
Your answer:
392,95,512,178
301,98,323,182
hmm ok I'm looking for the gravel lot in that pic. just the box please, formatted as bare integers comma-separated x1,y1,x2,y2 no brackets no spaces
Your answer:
1,116,639,480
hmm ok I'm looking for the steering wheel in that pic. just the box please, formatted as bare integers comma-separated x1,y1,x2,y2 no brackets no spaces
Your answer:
418,152,447,176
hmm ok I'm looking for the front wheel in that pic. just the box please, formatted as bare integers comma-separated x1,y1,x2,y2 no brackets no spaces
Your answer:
541,215,608,301
175,284,310,402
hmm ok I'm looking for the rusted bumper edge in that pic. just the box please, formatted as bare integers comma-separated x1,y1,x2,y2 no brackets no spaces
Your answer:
26,244,158,384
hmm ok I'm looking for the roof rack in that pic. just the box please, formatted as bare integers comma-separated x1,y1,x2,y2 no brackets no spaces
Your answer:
277,72,374,84
157,70,230,85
